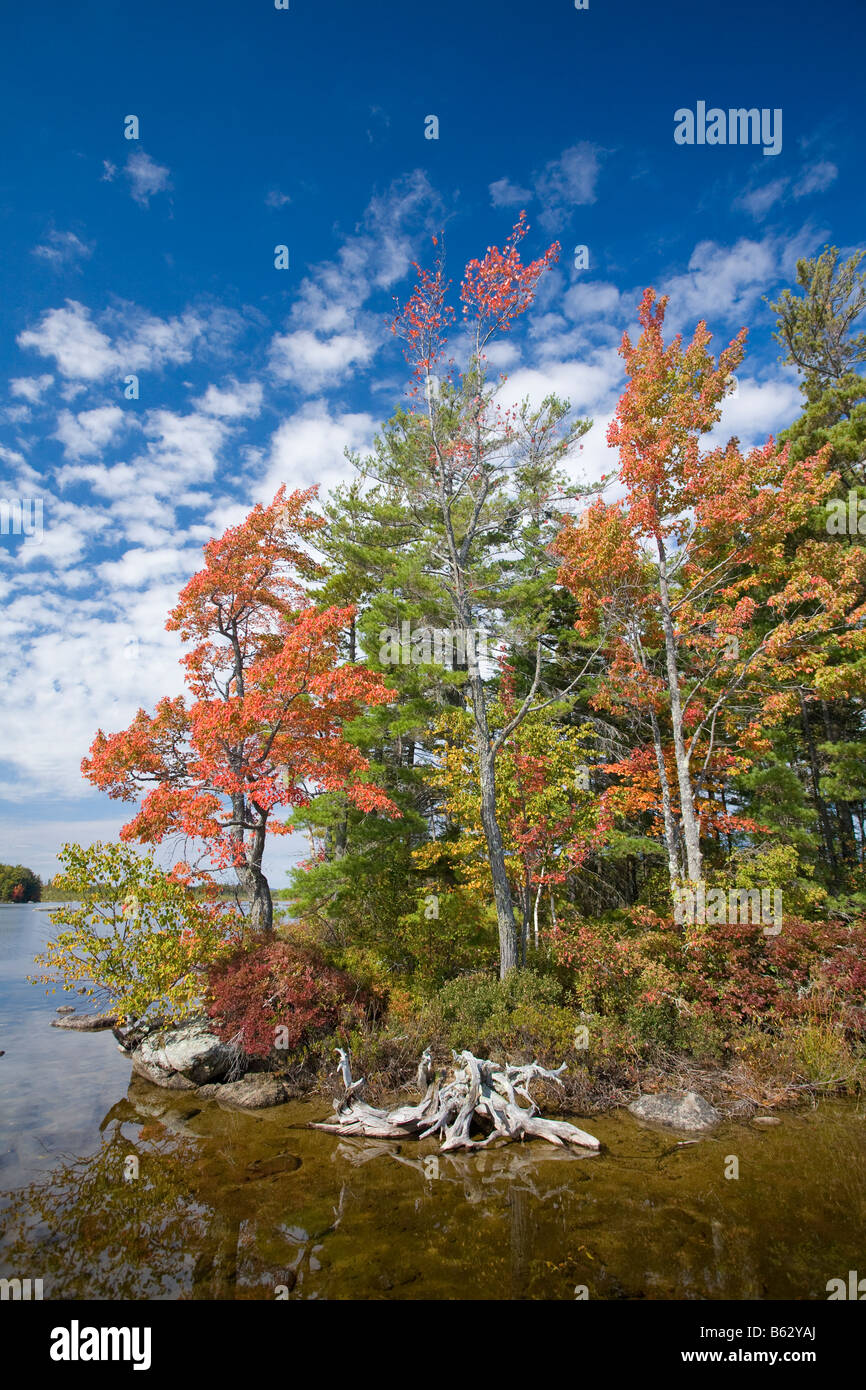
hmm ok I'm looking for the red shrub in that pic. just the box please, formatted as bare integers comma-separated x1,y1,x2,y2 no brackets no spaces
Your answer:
207,941,376,1059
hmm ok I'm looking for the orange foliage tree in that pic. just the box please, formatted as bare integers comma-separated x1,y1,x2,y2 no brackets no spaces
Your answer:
83,487,398,931
555,289,865,902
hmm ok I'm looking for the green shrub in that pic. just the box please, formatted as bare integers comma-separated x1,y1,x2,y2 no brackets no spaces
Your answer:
421,968,579,1060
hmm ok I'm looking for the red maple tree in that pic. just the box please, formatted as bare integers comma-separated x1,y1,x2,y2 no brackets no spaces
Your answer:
83,486,398,931
555,288,862,902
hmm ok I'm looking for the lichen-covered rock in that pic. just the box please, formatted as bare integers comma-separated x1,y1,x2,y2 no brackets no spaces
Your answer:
131,1023,237,1088
628,1089,721,1131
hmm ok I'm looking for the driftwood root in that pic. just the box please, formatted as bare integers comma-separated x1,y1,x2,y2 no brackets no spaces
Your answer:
312,1048,599,1153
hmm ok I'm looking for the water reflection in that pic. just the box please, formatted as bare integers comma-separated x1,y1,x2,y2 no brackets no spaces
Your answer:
1,1080,865,1300
3,907,865,1300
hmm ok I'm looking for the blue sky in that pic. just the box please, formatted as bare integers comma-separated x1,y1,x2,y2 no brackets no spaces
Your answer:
1,0,864,883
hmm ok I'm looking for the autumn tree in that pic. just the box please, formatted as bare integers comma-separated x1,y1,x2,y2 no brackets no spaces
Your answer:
414,672,599,961
766,248,866,887
378,215,592,975
82,487,397,932
769,245,866,486
556,289,863,902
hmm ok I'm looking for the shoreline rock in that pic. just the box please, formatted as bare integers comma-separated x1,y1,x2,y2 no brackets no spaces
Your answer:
51,1012,119,1031
131,1022,239,1088
627,1089,721,1132
198,1076,288,1109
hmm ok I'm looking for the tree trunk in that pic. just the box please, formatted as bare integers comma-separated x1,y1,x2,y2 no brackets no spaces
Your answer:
232,795,273,933
655,540,702,884
798,689,838,878
649,707,682,899
477,732,520,977
464,636,519,975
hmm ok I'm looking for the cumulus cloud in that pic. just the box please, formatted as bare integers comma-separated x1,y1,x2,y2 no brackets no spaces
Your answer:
10,374,54,403
660,237,779,328
269,329,375,391
194,378,263,418
18,299,238,381
707,375,802,450
267,170,442,395
54,405,128,459
261,402,377,500
125,151,171,206
97,544,201,590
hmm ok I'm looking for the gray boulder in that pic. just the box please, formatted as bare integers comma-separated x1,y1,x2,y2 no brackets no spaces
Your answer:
206,1076,288,1109
51,1012,118,1031
628,1089,721,1131
131,1022,238,1089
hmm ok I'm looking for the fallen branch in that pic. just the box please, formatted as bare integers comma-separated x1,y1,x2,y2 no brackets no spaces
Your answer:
311,1049,600,1152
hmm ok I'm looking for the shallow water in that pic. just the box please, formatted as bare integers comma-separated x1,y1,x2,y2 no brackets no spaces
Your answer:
1,903,864,1300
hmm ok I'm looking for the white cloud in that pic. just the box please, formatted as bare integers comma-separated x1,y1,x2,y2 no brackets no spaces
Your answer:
97,545,201,590
267,170,442,395
502,358,620,417
794,161,838,197
18,302,116,380
734,179,788,221
261,402,376,500
708,375,802,450
54,405,127,459
269,329,375,391
0,443,27,468
535,143,601,227
489,177,532,208
18,300,235,381
265,188,291,208
734,160,838,222
563,282,622,322
125,151,171,206
194,378,263,418
32,229,93,267
10,374,54,403
488,143,602,229
660,237,778,328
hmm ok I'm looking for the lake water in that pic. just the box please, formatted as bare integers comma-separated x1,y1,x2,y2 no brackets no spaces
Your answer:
1,901,864,1300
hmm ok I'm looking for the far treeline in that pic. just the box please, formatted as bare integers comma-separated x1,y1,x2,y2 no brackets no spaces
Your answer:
0,864,42,902
40,229,866,1091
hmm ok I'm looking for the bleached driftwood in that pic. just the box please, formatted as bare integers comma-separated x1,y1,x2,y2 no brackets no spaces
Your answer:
311,1048,599,1152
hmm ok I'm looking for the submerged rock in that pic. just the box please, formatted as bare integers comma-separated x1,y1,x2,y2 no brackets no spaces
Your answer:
245,1153,301,1177
51,1012,119,1031
131,1022,238,1088
56,1006,76,1014
628,1089,721,1132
